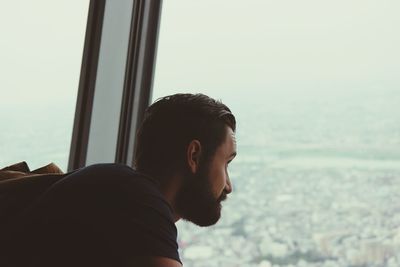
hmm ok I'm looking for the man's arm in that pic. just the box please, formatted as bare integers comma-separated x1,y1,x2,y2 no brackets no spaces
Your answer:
131,257,182,267
151,257,183,267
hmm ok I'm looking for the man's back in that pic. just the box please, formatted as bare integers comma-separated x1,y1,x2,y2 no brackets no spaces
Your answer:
1,164,181,267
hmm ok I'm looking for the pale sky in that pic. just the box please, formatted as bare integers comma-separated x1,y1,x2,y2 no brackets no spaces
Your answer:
0,0,399,102
153,0,400,98
0,0,89,105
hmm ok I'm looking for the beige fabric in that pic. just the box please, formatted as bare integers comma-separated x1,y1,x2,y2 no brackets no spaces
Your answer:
0,162,67,221
0,162,64,181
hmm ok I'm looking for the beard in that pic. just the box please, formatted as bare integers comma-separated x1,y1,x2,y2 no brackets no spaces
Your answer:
174,162,227,227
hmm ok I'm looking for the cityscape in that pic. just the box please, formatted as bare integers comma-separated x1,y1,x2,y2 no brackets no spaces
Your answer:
177,162,400,267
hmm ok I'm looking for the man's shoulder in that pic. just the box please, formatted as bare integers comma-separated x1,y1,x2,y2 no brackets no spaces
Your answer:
32,163,169,216
73,163,157,183
56,163,159,193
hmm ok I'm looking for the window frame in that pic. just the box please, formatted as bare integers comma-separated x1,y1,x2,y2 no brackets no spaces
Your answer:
68,0,162,171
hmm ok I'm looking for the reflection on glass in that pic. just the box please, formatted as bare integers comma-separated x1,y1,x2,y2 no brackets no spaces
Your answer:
0,1,89,170
153,1,400,266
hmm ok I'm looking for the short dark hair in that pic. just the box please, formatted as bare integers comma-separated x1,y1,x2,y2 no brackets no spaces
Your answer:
134,93,236,181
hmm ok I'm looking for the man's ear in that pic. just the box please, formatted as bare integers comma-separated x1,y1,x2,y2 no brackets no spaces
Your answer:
187,140,202,174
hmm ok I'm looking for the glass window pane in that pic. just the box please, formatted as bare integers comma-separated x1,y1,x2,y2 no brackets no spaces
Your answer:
153,1,400,266
0,1,89,171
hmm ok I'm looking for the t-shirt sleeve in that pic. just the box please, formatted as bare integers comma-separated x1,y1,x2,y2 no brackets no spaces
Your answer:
127,195,180,263
107,177,181,264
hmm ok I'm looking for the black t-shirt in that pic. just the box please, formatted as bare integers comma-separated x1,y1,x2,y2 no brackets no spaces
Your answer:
2,164,180,267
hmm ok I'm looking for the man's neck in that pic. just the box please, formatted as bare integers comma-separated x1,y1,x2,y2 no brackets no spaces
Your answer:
159,174,182,223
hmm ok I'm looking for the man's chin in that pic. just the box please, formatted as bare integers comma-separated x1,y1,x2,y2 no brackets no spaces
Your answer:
184,204,222,227
194,216,220,227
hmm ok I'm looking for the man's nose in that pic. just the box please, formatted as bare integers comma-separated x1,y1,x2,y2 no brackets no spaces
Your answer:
225,176,233,194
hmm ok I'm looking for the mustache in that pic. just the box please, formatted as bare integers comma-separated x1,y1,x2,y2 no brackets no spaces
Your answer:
218,192,228,202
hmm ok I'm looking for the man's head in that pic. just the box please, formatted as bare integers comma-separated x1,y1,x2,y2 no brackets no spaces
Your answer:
134,93,237,226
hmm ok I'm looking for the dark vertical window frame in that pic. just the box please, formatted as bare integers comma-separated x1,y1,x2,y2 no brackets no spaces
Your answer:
115,0,163,166
68,0,106,172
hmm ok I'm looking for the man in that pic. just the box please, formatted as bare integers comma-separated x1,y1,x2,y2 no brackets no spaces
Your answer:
1,93,236,266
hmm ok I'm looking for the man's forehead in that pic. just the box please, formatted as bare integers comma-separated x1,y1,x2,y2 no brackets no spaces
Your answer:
226,127,237,152
230,130,236,143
